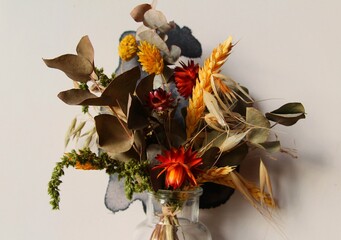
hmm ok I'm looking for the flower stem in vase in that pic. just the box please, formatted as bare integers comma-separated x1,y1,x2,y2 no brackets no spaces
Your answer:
150,205,181,240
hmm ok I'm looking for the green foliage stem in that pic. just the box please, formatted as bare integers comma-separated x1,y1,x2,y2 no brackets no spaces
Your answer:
94,67,114,88
48,148,151,210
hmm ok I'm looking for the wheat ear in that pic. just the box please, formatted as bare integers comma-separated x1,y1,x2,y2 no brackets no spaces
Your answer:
186,37,233,138
197,167,275,208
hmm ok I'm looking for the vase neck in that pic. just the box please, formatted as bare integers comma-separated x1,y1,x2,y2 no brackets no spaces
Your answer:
146,188,202,224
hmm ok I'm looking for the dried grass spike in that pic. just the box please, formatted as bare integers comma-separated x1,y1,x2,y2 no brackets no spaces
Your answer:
186,37,233,138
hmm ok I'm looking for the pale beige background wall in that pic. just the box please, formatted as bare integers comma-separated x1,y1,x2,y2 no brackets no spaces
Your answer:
1,0,340,239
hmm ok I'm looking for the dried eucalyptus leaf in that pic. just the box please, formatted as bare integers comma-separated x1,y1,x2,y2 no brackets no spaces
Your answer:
216,144,248,167
246,107,270,144
130,3,152,22
76,35,94,63
108,146,140,162
134,130,146,159
200,147,220,169
102,66,141,111
57,89,98,105
59,67,140,107
265,102,306,126
94,114,134,153
135,74,155,104
127,94,149,130
143,9,172,32
43,54,93,82
164,45,181,64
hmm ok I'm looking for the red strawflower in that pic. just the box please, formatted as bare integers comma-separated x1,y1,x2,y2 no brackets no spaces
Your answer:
147,88,175,112
174,60,199,99
153,146,203,190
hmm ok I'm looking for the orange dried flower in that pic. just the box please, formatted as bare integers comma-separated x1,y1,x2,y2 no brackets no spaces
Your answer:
153,146,203,189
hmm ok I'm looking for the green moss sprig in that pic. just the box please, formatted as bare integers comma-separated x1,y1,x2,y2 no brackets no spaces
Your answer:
94,67,114,88
48,148,151,210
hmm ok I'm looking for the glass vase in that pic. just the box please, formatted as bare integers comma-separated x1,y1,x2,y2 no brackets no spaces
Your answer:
132,187,212,240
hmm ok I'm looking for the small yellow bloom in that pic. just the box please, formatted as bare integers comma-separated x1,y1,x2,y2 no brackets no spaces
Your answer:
137,41,164,75
118,34,138,61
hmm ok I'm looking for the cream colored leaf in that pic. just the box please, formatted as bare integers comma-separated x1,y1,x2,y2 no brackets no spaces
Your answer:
143,9,173,32
204,113,225,132
208,130,249,152
259,159,274,202
164,45,181,64
219,131,249,152
203,90,226,127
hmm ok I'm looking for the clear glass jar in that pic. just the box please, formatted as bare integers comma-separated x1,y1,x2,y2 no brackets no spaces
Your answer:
132,187,212,240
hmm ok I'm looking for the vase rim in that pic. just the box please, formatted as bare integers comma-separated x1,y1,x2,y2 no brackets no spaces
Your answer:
149,187,203,199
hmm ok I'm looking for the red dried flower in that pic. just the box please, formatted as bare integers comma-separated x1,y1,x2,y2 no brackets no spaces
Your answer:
153,146,203,190
174,60,199,98
147,88,175,112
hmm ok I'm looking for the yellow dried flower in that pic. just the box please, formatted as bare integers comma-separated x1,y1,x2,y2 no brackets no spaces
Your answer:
137,41,164,75
118,34,138,61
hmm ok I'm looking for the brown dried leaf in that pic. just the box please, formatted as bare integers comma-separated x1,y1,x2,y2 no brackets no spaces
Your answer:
101,66,141,112
58,67,140,108
57,89,98,105
94,114,133,153
43,54,93,82
135,74,155,104
200,147,220,169
76,35,94,64
127,94,149,130
130,3,152,22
